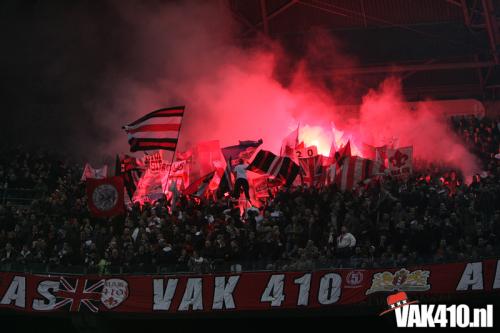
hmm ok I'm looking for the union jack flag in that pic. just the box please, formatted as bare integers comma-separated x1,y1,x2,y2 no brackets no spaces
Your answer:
55,277,104,313
299,155,324,186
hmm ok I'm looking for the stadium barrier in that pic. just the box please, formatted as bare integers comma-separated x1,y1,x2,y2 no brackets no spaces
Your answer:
0,258,498,314
3,252,500,276
1,187,45,206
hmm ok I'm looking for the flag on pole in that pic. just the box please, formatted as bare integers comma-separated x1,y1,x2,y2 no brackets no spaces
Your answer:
191,140,226,178
375,145,388,166
209,160,226,191
221,139,263,165
280,125,299,158
123,106,185,152
132,168,165,204
115,154,144,199
81,163,108,181
169,160,189,187
168,179,179,212
220,139,263,192
328,139,337,161
183,171,216,197
189,140,226,193
176,149,192,161
387,146,413,178
248,150,299,185
360,143,376,160
331,140,351,166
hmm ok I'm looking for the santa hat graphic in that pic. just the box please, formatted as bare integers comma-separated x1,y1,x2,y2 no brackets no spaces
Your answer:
379,291,418,316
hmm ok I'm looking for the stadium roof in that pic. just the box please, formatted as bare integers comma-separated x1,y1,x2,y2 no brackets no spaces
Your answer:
227,0,500,101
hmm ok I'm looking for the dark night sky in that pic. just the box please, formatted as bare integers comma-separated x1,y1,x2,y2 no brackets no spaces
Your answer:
0,0,141,157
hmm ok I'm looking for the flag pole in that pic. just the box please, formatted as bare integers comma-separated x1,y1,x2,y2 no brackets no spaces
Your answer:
296,122,300,147
165,106,186,193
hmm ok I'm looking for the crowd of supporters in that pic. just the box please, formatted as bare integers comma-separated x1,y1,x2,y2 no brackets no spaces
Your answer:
0,115,499,274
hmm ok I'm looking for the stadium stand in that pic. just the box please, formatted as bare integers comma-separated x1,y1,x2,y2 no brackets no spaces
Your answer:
0,116,498,275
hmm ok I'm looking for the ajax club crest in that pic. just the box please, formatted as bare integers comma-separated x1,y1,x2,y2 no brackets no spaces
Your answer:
92,184,118,211
85,176,124,217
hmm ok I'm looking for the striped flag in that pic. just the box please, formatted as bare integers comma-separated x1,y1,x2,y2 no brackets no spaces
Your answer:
328,156,385,191
123,106,185,152
115,154,143,199
183,171,215,197
248,150,299,185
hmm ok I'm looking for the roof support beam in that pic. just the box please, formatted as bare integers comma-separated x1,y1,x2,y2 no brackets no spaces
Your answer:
475,55,485,89
360,0,367,28
403,84,484,99
255,0,299,28
445,0,462,7
460,0,471,26
402,59,436,80
330,61,495,75
259,0,269,35
482,0,499,64
470,0,481,25
300,0,471,48
223,0,261,34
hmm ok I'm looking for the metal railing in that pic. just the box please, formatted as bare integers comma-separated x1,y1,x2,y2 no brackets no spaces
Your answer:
1,186,45,206
2,252,499,276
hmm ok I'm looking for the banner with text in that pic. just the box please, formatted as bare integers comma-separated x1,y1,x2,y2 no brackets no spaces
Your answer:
0,259,499,314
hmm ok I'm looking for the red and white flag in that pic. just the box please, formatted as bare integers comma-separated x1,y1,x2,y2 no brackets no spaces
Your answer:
360,143,377,160
81,163,108,181
252,175,270,198
123,106,185,152
330,140,351,167
132,168,165,205
169,160,189,186
387,146,413,178
328,156,385,191
209,160,226,191
190,140,227,186
375,145,388,166
280,125,299,159
176,149,192,161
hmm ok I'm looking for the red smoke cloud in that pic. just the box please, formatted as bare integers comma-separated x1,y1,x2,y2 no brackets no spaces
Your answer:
97,1,479,179
355,78,480,178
